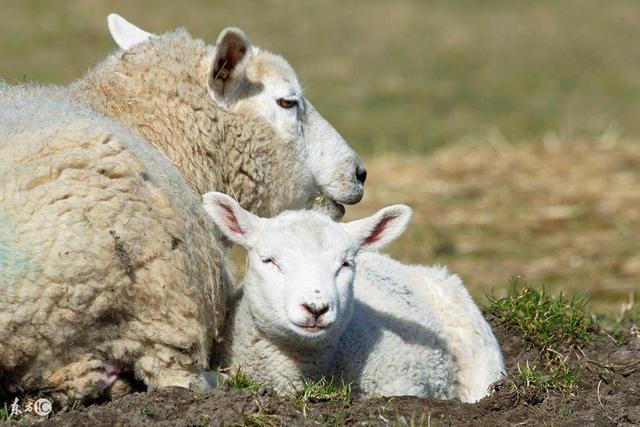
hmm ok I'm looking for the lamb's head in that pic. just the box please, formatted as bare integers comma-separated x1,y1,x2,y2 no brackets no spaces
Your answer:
107,14,366,218
203,192,412,349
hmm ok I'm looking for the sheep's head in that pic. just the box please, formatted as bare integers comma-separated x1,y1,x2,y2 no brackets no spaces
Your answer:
203,192,412,349
107,14,366,220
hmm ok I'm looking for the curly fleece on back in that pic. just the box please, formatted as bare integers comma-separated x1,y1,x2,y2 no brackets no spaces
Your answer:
0,29,314,403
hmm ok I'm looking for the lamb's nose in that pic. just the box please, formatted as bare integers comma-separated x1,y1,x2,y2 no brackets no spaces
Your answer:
355,165,367,184
302,303,330,319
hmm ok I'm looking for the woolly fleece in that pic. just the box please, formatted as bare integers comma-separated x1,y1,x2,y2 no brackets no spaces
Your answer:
73,29,314,217
0,28,327,403
0,83,227,402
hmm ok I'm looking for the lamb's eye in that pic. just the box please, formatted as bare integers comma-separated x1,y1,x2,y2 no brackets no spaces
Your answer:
262,257,275,264
276,98,297,109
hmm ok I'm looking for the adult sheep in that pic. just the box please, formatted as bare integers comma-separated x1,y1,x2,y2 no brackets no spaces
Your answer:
203,193,505,402
0,14,365,404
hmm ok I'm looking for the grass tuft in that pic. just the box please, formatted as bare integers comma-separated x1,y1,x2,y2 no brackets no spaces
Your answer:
139,407,153,417
487,277,596,396
0,402,10,421
226,367,262,393
0,400,23,422
486,276,595,349
293,376,352,405
293,376,352,419
517,358,581,395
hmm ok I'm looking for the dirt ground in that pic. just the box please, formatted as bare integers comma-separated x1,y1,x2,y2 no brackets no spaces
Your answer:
4,317,638,427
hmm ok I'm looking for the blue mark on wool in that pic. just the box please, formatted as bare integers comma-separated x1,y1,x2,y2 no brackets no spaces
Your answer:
0,219,40,285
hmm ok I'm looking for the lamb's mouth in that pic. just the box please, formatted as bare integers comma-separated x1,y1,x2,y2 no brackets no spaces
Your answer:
307,193,345,221
292,322,330,334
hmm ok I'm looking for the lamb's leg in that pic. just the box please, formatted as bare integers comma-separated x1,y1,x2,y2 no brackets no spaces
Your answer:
413,268,506,403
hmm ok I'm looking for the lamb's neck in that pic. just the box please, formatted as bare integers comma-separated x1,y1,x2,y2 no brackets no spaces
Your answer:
224,293,337,394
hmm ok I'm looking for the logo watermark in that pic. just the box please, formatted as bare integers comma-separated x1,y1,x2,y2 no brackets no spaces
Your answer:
33,398,53,416
7,397,52,418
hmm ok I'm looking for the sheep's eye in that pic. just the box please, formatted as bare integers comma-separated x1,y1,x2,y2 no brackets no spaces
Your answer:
342,260,354,269
262,257,277,266
276,98,297,109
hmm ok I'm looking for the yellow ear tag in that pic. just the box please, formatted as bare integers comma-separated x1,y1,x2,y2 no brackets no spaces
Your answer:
215,60,229,80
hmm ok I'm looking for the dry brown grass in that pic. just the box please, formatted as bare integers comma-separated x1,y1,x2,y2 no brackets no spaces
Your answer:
345,134,640,314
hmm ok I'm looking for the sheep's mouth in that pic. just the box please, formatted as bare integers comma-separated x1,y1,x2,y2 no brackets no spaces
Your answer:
307,193,345,221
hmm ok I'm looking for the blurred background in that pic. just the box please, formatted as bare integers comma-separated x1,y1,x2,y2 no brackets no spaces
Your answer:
2,0,638,314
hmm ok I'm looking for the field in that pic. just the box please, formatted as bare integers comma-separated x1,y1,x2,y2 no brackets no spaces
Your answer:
1,0,639,425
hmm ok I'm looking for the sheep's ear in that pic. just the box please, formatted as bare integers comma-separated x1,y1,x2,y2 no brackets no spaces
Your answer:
342,205,412,251
202,192,260,247
208,27,253,106
107,13,155,50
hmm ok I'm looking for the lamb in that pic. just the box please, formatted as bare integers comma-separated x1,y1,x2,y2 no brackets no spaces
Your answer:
0,14,365,403
203,192,505,402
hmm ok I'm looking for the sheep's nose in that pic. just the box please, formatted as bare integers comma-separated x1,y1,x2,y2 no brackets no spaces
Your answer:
355,165,367,184
302,303,330,319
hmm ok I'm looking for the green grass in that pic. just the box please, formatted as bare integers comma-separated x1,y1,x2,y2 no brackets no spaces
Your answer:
1,1,640,155
486,277,595,349
517,359,581,395
226,367,262,393
0,402,10,421
293,377,352,405
139,407,154,417
292,377,352,425
0,400,23,422
486,278,597,395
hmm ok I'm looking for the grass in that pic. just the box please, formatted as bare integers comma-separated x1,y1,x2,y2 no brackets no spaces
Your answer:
293,376,352,420
486,278,597,395
225,367,262,393
0,402,10,421
517,359,581,395
293,377,352,405
486,277,594,349
139,407,153,417
0,400,23,422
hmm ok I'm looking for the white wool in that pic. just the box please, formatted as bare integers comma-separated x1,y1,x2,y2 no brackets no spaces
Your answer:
352,252,506,402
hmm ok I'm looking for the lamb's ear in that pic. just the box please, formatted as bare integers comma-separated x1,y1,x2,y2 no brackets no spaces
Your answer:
342,205,412,251
202,192,260,247
107,13,155,50
208,27,253,106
